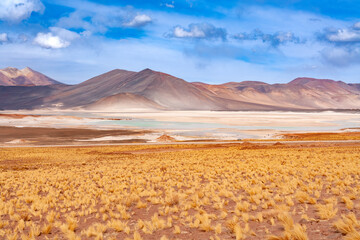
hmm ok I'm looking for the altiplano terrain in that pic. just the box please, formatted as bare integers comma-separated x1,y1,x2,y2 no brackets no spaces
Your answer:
3,1,360,240
1,143,360,239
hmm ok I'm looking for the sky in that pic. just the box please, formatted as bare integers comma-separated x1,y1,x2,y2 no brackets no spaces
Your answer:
0,0,360,84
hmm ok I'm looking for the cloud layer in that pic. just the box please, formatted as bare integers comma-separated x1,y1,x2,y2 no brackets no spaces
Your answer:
123,14,152,27
233,29,303,47
322,27,360,43
0,0,44,22
0,33,8,43
353,22,360,30
55,4,152,36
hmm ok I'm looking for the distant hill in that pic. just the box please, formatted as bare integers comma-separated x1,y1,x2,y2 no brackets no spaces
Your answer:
0,85,67,110
0,67,63,86
0,67,359,111
45,68,277,110
195,77,360,109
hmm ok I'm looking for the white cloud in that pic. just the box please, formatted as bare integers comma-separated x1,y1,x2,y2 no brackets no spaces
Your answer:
123,14,152,27
275,32,297,43
326,29,360,42
321,46,360,66
353,22,360,30
80,30,92,37
18,34,29,42
49,27,80,41
0,0,44,22
34,28,80,49
0,33,9,42
233,29,302,47
168,23,227,40
174,26,205,38
51,1,153,34
34,33,70,49
165,3,175,8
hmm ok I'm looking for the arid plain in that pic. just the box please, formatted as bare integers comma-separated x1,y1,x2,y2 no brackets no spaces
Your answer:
1,110,360,240
1,141,360,240
2,0,360,239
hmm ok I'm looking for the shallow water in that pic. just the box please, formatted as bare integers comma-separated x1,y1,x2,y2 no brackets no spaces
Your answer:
93,117,357,132
90,114,360,140
2,110,360,140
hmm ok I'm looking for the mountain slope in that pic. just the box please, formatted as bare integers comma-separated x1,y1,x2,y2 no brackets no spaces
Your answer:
44,69,136,107
195,78,360,109
110,68,221,110
46,68,276,110
0,67,62,86
349,84,360,91
0,85,68,110
0,67,359,111
86,93,166,110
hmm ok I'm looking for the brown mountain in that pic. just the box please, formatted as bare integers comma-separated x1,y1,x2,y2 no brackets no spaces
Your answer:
195,77,360,109
0,85,67,110
0,67,62,86
43,69,136,107
86,93,166,110
349,84,360,91
45,68,275,110
0,68,359,111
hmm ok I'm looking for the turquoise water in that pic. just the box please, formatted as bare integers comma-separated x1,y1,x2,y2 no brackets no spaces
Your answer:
95,119,226,129
87,117,360,140
93,118,358,132
23,110,360,139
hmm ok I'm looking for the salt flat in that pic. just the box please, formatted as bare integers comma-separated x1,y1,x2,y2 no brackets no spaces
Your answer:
0,110,359,145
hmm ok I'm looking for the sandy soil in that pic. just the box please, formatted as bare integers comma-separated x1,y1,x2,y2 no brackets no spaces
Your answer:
0,126,150,146
1,143,360,239
0,126,218,146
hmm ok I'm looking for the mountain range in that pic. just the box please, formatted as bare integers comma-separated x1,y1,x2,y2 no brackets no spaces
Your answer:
0,67,62,86
0,67,359,111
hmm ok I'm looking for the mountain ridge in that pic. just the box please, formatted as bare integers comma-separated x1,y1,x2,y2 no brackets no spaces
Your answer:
0,67,359,111
0,67,63,86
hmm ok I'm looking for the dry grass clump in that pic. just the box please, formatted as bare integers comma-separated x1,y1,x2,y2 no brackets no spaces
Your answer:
334,213,359,235
281,131,360,141
1,143,360,239
268,213,308,240
344,230,360,240
315,203,338,220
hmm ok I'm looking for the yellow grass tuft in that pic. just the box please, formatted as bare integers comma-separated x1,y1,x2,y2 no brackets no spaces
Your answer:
344,230,360,240
133,231,143,240
173,225,181,234
342,196,354,210
215,223,222,234
334,213,359,235
315,203,338,220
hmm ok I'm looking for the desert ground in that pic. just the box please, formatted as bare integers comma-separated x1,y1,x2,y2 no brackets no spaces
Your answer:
1,110,360,240
1,142,360,240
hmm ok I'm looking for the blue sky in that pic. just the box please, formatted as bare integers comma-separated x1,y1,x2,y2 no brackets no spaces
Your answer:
0,0,360,84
